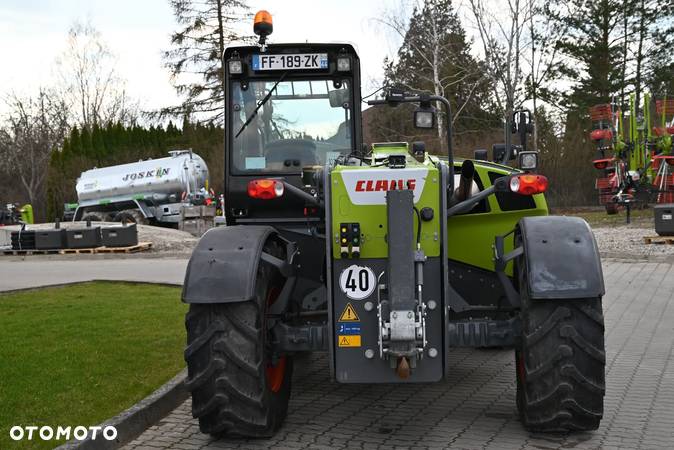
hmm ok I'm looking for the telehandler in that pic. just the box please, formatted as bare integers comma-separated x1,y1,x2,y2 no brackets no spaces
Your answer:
182,10,606,436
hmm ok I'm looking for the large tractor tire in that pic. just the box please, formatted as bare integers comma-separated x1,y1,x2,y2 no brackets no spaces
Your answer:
184,246,292,437
515,262,605,431
113,209,148,225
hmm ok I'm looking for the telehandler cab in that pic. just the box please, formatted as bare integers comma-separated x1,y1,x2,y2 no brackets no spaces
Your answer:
182,10,606,437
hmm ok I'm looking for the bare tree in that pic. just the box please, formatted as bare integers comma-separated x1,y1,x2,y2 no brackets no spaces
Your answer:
524,0,574,143
0,90,70,210
55,21,138,129
468,0,534,149
374,0,495,150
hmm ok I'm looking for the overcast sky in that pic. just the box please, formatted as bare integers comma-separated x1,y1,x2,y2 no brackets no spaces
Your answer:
0,0,397,115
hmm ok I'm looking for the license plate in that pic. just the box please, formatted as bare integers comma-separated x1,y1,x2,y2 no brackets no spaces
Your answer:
252,53,328,71
663,214,672,220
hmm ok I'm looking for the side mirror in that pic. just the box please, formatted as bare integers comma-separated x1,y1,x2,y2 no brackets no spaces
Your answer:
328,89,350,108
414,107,436,129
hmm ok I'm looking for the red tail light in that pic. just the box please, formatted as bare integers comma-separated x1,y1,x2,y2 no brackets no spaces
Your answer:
510,174,548,195
593,158,611,170
590,128,613,141
248,179,284,199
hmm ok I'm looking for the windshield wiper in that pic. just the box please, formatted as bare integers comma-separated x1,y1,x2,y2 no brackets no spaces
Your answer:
235,72,288,139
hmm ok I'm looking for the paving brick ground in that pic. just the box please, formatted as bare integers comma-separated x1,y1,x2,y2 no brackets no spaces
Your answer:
124,261,674,450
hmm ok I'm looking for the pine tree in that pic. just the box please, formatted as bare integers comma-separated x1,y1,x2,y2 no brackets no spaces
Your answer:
91,123,106,164
545,0,627,112
68,127,82,156
162,0,249,124
638,0,674,98
370,0,498,152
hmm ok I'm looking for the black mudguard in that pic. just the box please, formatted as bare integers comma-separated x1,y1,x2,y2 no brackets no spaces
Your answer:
182,225,277,303
518,216,605,299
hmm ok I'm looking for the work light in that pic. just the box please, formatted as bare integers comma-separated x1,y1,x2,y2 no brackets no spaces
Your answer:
228,59,243,74
414,108,435,129
518,151,538,171
337,57,351,72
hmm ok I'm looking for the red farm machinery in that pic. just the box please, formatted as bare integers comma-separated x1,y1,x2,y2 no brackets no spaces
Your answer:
590,95,674,219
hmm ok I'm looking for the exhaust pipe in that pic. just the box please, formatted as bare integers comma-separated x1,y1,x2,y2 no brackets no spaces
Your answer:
452,160,475,204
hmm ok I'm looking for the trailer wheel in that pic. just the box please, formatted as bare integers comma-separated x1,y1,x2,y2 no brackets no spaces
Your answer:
81,212,103,222
516,260,605,432
604,203,618,215
114,209,148,225
184,245,292,437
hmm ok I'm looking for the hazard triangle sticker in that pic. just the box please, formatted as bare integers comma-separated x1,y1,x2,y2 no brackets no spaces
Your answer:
338,303,360,322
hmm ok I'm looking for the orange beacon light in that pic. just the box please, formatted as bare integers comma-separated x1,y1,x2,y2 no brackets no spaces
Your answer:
254,10,273,44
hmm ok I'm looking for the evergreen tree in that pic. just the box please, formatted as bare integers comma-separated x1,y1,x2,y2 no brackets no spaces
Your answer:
68,127,82,156
162,0,249,124
91,123,106,164
79,126,93,161
545,0,626,112
370,0,499,152
640,1,674,97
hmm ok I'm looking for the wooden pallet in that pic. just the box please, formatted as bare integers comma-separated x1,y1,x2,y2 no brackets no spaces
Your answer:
1,242,152,256
95,242,153,254
643,236,674,245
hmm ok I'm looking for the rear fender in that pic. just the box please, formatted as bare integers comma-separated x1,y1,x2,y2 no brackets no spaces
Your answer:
182,225,291,304
518,216,605,299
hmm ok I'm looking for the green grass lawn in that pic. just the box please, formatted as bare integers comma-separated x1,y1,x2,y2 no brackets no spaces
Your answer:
0,282,186,449
553,207,654,228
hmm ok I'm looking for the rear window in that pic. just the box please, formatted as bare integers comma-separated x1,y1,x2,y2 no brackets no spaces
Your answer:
488,171,536,211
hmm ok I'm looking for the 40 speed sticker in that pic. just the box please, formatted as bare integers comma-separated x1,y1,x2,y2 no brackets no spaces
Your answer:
339,265,376,300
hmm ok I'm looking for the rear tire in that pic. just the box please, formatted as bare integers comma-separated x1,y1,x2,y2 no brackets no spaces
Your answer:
604,203,618,215
113,209,148,225
184,248,292,437
516,261,605,431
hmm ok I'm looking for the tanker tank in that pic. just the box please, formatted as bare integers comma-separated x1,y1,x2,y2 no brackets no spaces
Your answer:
73,150,212,226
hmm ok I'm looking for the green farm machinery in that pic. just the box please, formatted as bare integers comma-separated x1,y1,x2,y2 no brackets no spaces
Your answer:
181,11,606,437
590,95,674,217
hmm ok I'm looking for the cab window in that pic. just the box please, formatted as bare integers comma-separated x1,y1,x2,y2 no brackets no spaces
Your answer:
231,79,353,173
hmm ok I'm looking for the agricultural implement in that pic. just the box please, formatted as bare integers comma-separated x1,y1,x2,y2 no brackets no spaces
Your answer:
181,11,606,436
590,95,674,218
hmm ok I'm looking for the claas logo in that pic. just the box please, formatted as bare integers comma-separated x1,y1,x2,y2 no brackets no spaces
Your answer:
354,179,417,192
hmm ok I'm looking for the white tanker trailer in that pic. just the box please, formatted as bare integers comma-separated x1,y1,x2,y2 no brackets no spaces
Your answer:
73,150,212,225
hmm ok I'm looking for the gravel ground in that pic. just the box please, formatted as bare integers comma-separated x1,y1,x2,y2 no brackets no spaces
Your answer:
3,217,673,261
592,223,674,261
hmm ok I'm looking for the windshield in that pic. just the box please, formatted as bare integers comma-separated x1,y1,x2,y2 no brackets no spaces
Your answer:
231,78,353,172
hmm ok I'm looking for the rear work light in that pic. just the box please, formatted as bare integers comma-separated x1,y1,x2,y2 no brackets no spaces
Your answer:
509,174,548,195
248,179,284,199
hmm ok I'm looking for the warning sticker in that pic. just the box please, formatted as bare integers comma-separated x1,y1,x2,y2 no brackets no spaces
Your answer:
338,303,360,322
338,335,362,347
338,323,361,335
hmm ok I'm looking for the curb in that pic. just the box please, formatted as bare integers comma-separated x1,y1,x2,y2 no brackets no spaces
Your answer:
0,279,182,295
56,368,188,450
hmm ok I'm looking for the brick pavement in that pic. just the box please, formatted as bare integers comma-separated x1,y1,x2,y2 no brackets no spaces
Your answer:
123,261,674,449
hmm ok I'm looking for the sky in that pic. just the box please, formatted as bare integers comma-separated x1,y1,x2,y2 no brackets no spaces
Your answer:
0,0,397,115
